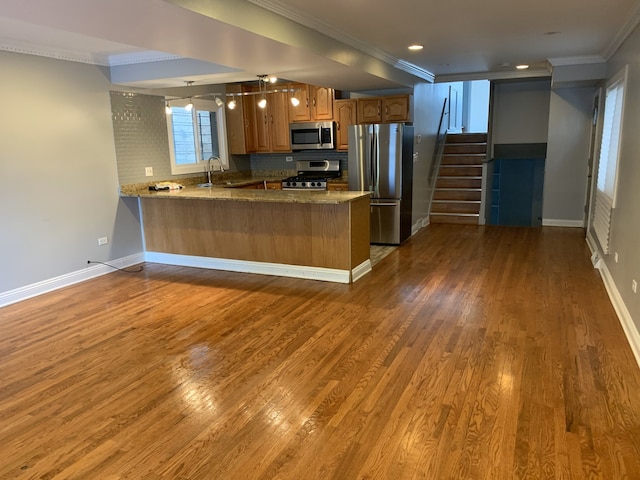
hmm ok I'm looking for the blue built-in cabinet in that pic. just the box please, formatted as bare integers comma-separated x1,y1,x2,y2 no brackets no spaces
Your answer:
489,144,547,227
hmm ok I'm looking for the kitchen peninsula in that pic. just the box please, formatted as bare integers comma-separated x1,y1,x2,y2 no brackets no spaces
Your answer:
122,186,371,283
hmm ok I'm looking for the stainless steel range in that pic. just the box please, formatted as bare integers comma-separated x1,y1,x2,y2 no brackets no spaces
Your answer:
282,160,341,190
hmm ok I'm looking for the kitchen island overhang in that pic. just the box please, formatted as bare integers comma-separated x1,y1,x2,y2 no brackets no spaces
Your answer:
122,187,372,283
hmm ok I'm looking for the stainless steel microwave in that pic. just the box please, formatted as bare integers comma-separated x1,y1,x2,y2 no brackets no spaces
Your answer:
289,121,335,150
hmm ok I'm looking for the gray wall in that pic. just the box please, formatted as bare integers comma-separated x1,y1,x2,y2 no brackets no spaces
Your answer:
0,51,143,293
491,79,551,151
593,24,640,327
411,81,451,227
543,87,594,224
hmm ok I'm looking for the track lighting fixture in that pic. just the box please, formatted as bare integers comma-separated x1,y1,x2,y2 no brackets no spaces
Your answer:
164,77,301,114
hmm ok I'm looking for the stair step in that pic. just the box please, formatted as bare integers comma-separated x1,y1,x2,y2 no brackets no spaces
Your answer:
433,189,482,201
430,213,479,225
443,143,487,155
431,201,481,214
436,177,482,189
439,165,483,177
445,133,488,144
441,154,485,165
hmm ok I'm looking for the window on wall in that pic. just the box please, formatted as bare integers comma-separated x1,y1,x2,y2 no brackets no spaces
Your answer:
166,98,229,175
593,65,627,253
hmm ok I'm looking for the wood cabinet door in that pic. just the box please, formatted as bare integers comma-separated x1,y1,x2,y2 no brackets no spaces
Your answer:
240,85,259,152
254,105,270,152
327,182,348,191
382,95,410,122
265,181,282,190
288,83,311,122
357,98,382,123
226,84,255,154
335,99,357,151
269,90,291,152
311,86,334,120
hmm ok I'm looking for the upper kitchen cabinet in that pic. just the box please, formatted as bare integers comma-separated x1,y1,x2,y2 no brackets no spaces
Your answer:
288,83,311,122
312,86,334,120
289,83,335,122
244,85,291,153
335,99,357,151
382,95,411,122
357,95,411,123
226,84,257,155
268,89,291,152
357,98,382,124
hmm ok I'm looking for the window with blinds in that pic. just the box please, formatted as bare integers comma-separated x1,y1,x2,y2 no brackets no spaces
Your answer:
593,65,627,254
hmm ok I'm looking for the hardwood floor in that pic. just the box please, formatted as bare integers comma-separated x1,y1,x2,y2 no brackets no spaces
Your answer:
1,224,639,479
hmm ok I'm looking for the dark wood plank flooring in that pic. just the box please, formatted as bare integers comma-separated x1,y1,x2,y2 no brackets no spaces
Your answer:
1,224,639,479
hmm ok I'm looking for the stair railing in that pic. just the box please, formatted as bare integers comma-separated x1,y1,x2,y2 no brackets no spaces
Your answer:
427,98,449,216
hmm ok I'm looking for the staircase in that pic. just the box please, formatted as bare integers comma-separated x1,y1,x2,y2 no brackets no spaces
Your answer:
430,133,487,225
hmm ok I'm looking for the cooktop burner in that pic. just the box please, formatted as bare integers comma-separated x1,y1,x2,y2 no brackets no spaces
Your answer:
281,160,341,190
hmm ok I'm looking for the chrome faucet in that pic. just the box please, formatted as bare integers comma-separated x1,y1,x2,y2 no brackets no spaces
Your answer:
207,157,224,184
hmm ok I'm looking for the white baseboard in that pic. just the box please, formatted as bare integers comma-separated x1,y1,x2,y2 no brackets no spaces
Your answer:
596,259,640,369
0,253,145,308
351,259,372,283
412,216,430,235
144,252,356,284
542,219,585,228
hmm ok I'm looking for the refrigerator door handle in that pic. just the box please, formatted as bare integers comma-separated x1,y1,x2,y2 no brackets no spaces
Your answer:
372,126,379,196
369,126,375,193
371,202,398,207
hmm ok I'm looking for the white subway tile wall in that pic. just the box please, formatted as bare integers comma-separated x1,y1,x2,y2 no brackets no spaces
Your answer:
110,91,174,185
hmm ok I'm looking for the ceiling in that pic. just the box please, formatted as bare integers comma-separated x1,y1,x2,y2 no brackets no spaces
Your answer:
0,0,639,92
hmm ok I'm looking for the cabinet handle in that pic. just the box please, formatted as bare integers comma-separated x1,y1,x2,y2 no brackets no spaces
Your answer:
313,98,316,107
385,106,389,115
270,115,273,124
377,106,381,115
337,122,340,130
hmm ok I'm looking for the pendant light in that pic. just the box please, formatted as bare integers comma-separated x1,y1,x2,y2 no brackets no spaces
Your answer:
257,75,267,109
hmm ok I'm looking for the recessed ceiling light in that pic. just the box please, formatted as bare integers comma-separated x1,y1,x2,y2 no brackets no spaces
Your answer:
516,64,530,70
408,44,424,51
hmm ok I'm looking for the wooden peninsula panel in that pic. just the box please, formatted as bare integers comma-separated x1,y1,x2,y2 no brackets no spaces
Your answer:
140,195,370,273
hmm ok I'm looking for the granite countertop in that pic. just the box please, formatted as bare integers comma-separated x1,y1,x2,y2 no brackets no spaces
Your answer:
120,171,360,204
121,185,369,205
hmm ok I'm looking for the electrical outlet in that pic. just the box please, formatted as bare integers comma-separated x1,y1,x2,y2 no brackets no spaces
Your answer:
633,279,637,294
145,167,153,177
98,236,108,246
614,252,619,263
285,156,293,162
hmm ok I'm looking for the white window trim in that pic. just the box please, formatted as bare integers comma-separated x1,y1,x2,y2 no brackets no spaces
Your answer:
166,98,229,175
596,65,627,208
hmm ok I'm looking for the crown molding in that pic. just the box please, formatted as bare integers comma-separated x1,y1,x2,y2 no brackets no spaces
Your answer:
435,68,551,83
0,38,111,65
547,55,606,67
603,0,640,59
247,0,435,83
0,38,182,67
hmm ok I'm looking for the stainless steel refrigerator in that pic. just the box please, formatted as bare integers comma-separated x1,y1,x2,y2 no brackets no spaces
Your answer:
348,123,414,245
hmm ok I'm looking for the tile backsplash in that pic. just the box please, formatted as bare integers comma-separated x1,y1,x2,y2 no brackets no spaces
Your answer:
110,91,174,185
111,90,348,186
